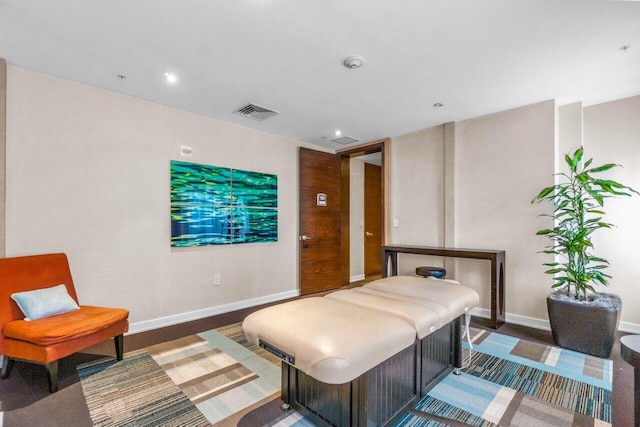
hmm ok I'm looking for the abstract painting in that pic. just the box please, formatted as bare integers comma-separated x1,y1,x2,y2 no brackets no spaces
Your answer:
170,161,277,247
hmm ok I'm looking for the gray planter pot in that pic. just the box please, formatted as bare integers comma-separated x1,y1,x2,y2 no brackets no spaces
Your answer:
547,294,621,358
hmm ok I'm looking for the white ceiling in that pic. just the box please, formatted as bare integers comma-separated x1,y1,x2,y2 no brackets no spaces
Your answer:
1,0,639,150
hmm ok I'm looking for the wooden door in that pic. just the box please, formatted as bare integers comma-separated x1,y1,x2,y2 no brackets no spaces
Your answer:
364,163,382,277
299,147,342,294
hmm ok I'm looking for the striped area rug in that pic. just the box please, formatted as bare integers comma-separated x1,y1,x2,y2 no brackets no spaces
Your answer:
232,325,613,426
215,323,282,367
146,335,258,405
78,324,280,427
396,328,613,426
77,349,211,426
78,324,613,426
78,333,265,426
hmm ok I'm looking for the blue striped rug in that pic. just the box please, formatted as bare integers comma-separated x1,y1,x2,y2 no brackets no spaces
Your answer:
396,328,612,426
80,324,609,426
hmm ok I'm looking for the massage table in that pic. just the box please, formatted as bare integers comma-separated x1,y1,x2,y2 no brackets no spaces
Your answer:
243,275,479,426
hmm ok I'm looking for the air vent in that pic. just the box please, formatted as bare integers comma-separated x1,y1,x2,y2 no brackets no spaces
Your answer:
331,136,359,145
233,103,279,121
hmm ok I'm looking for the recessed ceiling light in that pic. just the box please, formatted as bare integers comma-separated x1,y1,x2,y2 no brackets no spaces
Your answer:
164,72,178,84
433,102,445,108
334,130,342,136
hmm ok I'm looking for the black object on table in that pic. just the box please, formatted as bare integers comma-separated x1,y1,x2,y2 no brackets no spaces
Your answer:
415,266,447,279
382,245,506,329
621,335,640,426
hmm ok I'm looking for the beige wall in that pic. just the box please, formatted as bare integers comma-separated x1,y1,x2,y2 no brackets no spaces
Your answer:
389,101,556,327
0,59,6,258
584,96,640,329
454,100,556,324
5,67,308,331
389,97,640,332
390,125,446,274
558,102,582,157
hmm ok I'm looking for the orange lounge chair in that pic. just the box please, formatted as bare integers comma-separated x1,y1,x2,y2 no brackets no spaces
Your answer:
0,253,129,392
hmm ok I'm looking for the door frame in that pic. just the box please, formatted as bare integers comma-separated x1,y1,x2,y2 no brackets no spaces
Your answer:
336,138,390,286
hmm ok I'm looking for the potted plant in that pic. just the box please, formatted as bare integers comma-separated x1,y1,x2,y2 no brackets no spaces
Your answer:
532,146,638,358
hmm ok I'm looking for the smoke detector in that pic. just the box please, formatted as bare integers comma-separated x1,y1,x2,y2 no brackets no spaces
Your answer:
343,56,364,69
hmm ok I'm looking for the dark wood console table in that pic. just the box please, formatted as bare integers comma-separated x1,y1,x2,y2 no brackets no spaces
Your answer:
382,245,506,329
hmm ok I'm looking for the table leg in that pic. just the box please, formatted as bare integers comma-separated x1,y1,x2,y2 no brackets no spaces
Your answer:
635,368,640,427
490,252,506,329
381,250,398,277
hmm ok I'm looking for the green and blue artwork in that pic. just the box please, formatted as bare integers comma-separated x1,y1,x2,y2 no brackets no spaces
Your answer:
170,161,277,247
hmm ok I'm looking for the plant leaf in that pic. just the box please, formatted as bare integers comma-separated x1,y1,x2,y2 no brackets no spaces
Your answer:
536,229,554,235
572,147,584,168
587,163,617,174
534,186,556,201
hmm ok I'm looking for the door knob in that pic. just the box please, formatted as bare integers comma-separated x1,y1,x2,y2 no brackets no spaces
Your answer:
365,232,373,237
299,235,312,241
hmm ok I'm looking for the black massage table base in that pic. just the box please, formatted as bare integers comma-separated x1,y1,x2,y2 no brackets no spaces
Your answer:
280,315,462,427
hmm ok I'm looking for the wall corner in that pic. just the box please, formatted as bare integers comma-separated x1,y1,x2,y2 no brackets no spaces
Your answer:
443,121,455,277
0,58,6,258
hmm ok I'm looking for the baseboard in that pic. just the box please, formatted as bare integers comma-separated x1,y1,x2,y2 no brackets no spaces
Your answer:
128,289,299,335
619,321,640,334
504,311,552,331
471,307,640,334
128,293,640,338
468,307,549,330
350,274,365,283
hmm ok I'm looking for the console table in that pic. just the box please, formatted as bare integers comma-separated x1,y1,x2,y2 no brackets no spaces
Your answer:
382,245,506,329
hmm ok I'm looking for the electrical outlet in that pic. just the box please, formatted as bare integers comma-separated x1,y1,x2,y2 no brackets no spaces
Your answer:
214,274,221,285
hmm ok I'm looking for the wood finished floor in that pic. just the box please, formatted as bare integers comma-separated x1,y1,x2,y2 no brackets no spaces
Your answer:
0,294,634,426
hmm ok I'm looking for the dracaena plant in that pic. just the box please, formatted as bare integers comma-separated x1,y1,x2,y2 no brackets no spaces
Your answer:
532,147,638,301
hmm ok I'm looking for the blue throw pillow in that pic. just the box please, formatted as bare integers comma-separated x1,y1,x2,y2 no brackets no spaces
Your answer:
11,284,80,321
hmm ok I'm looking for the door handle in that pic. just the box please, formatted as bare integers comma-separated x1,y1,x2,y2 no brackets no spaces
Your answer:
365,232,373,237
299,235,312,241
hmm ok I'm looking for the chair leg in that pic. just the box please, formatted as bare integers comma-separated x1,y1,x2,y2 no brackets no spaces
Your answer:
114,334,124,361
1,356,15,379
46,360,59,393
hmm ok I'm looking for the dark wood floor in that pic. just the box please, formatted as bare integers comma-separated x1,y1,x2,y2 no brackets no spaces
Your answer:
0,297,635,426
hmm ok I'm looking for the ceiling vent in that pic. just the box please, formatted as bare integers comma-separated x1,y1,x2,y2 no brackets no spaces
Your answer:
233,103,279,121
332,136,359,145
